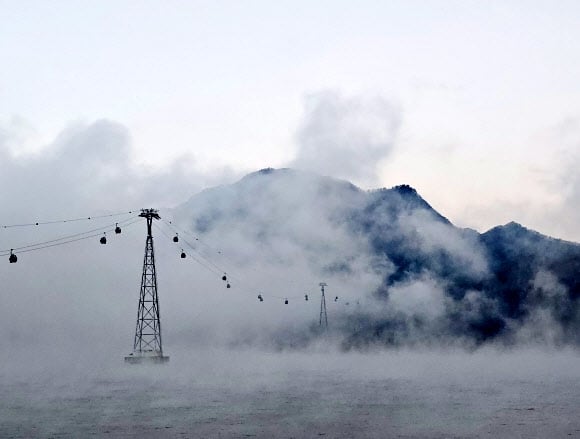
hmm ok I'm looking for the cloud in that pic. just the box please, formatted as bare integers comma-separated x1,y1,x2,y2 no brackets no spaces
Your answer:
396,209,490,279
560,151,580,224
511,269,578,347
387,276,446,318
1,119,577,354
172,169,507,350
0,118,236,219
0,118,238,352
454,117,580,243
290,90,401,186
529,119,580,242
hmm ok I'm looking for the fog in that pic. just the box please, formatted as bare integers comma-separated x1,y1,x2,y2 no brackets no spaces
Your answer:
2,345,580,438
2,119,579,355
2,117,580,438
291,90,401,186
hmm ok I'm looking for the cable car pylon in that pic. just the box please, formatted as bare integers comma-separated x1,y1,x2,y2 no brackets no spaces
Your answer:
319,282,328,330
125,208,169,364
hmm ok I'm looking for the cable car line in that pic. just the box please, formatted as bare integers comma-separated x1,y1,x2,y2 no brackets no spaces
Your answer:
153,222,222,276
6,231,113,255
159,220,358,307
177,233,227,275
161,219,229,268
158,220,324,302
0,217,140,255
2,206,359,311
160,219,275,296
1,209,138,229
156,221,240,283
154,222,293,299
152,223,224,277
2,219,142,258
161,219,239,269
0,216,141,257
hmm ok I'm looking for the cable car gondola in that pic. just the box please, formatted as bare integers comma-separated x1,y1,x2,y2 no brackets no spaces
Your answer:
9,250,17,263
115,223,122,234
180,250,186,259
100,233,107,245
173,233,179,243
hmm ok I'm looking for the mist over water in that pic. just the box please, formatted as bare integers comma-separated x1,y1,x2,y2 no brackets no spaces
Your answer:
168,168,580,352
2,126,579,437
2,345,580,438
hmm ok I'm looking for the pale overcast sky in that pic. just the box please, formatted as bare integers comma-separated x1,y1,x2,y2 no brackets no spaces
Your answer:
1,0,580,241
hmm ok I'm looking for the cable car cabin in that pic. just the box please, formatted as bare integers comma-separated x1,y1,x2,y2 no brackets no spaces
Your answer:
9,250,17,263
334,296,338,302
304,294,309,301
100,235,107,244
226,283,231,289
222,274,227,281
258,294,263,302
180,251,186,258
115,223,122,234
173,234,179,242
284,299,288,305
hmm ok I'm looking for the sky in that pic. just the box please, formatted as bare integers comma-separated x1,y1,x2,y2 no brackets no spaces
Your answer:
1,0,580,241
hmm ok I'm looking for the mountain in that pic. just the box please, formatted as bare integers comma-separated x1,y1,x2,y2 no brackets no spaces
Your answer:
171,168,580,348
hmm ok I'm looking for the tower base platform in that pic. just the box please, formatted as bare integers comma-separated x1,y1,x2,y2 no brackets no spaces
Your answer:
124,352,170,364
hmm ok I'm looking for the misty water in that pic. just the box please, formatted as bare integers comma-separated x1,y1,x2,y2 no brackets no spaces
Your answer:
2,347,579,438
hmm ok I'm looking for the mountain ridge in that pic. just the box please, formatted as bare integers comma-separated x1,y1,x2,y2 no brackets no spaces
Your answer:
172,167,580,348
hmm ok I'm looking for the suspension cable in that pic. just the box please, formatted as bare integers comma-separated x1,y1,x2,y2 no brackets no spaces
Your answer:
0,216,140,255
1,209,138,229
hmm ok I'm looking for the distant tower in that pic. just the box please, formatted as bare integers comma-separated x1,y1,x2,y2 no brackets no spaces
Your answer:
125,208,169,364
319,282,328,329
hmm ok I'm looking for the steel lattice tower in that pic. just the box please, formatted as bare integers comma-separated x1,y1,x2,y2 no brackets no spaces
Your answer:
125,208,169,364
319,282,328,329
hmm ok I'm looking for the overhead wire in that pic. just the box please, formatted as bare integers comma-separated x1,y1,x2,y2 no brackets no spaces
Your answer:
161,218,240,269
158,219,238,278
152,222,224,277
160,221,322,301
0,216,141,256
160,218,261,288
2,224,139,256
156,219,317,302
162,221,357,307
154,221,282,298
2,207,356,309
1,209,138,229
161,221,259,282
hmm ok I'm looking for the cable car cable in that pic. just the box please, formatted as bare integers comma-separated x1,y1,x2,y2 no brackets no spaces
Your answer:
3,219,142,257
160,219,229,274
1,209,138,229
0,216,140,255
161,218,239,270
157,218,328,303
152,223,224,277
